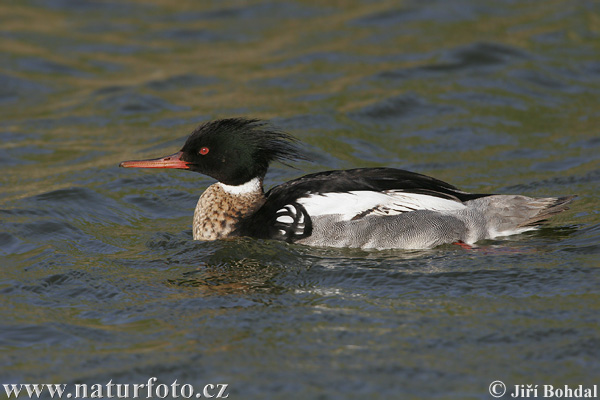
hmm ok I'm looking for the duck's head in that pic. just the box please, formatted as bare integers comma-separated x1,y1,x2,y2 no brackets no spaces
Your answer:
120,118,304,185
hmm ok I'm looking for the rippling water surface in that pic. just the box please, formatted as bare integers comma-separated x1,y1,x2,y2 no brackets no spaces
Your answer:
1,1,599,398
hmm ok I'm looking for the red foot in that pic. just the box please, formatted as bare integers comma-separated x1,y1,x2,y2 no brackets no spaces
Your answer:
453,241,473,250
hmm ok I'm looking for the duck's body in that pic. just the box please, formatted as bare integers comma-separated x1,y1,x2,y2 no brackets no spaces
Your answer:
120,118,574,250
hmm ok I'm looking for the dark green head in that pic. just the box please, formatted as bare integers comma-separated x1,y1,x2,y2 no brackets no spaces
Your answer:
120,118,305,186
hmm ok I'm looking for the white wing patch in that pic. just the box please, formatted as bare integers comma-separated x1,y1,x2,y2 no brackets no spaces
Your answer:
274,203,308,238
294,190,466,220
276,215,295,224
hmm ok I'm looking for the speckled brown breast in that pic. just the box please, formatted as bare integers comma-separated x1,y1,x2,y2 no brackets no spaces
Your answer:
193,183,265,240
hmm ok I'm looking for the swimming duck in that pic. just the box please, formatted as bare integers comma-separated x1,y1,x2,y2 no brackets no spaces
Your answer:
120,118,574,250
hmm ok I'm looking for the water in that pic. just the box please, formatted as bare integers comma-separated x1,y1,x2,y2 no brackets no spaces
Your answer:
1,1,599,399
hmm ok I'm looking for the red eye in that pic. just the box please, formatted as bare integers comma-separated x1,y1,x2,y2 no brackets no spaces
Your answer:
199,147,209,155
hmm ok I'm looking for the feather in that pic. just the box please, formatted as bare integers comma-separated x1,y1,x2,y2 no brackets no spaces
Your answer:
295,190,467,221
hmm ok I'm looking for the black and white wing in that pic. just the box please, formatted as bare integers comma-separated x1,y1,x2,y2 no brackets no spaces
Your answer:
237,168,491,242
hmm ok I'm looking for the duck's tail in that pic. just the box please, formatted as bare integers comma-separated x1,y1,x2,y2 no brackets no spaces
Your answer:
515,195,576,228
468,194,576,239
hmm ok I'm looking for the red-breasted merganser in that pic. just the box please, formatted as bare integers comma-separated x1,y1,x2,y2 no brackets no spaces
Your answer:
119,118,575,250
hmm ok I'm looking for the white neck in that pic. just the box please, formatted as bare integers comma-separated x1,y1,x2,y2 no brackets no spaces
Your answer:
218,177,262,195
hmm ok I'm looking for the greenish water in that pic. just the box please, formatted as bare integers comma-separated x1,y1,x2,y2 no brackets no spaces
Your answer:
1,1,599,399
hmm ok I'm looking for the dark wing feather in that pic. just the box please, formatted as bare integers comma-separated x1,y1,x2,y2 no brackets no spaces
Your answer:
236,168,491,241
266,168,488,201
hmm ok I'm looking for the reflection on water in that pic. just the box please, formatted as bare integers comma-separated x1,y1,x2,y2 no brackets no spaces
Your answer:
170,259,285,295
165,238,299,295
1,0,599,396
